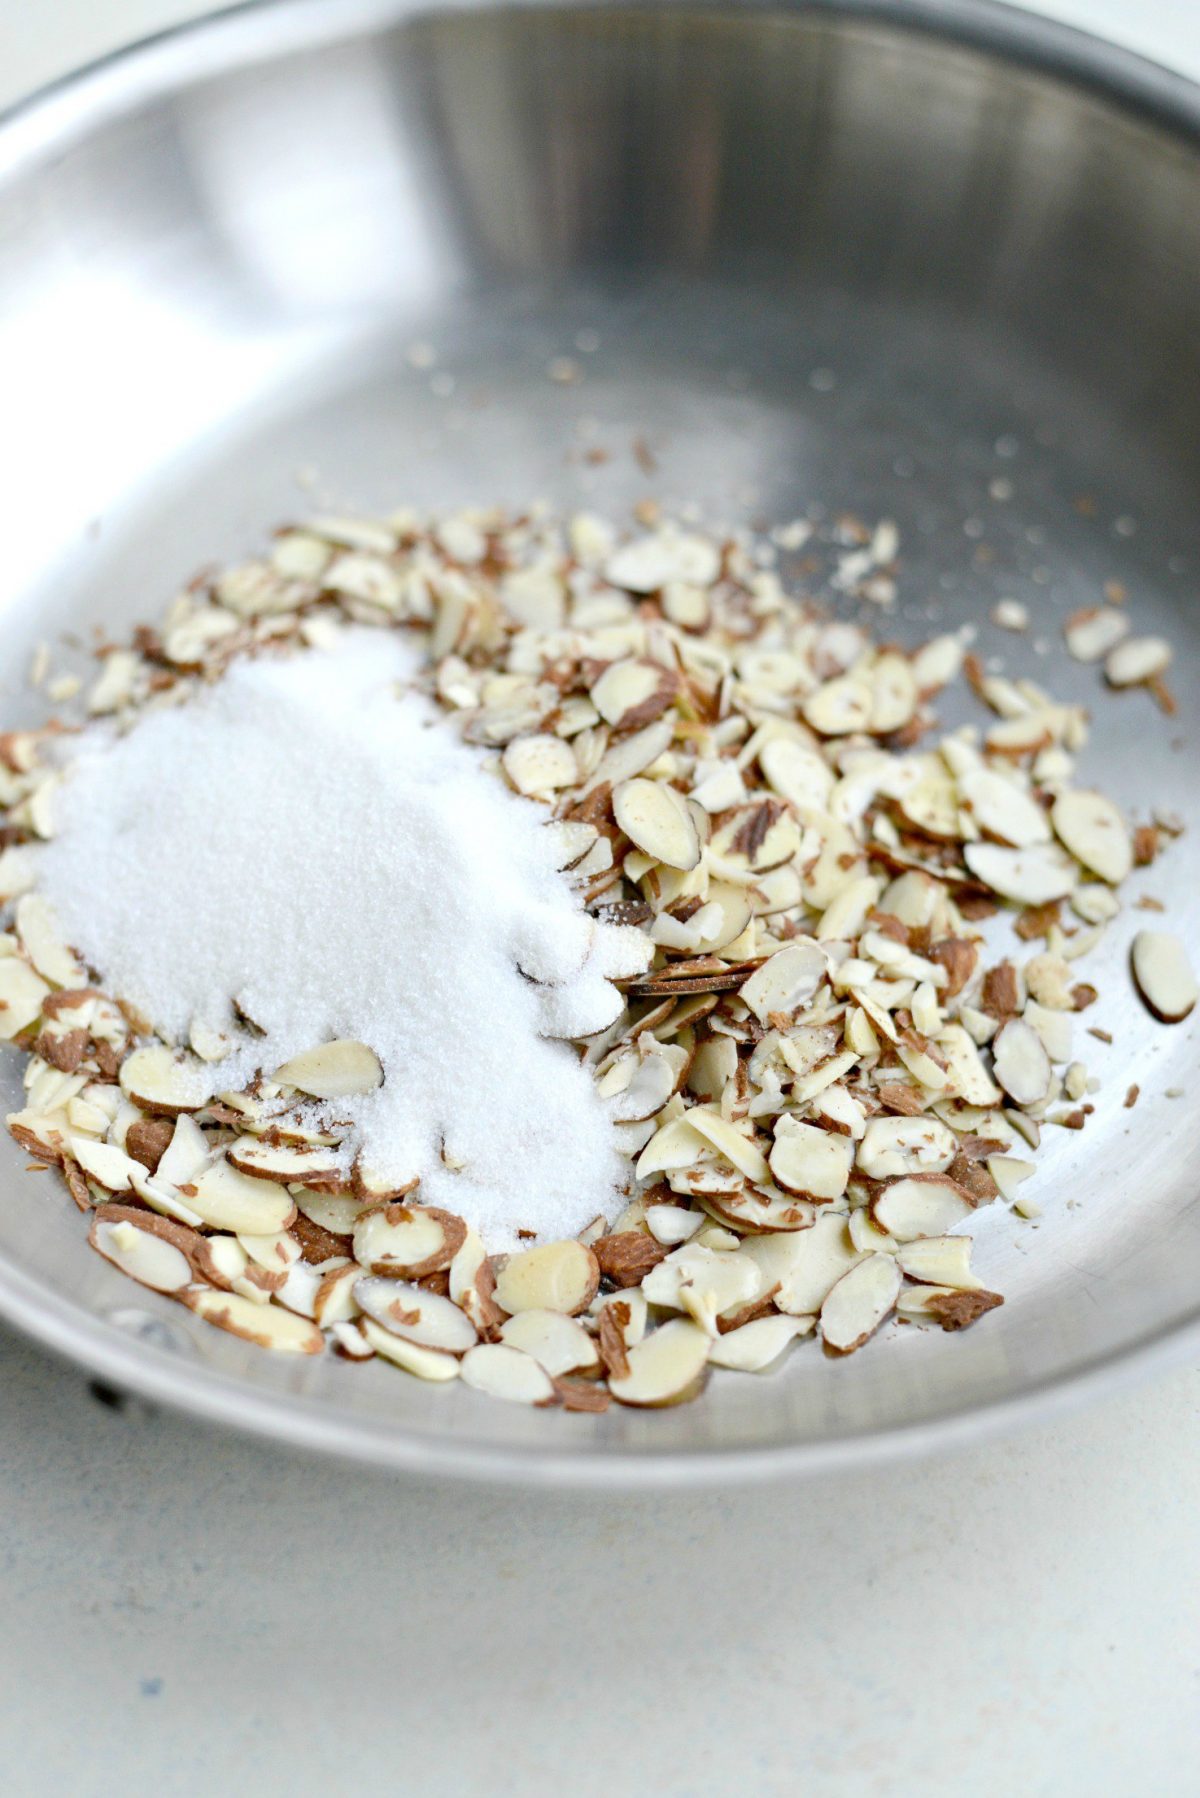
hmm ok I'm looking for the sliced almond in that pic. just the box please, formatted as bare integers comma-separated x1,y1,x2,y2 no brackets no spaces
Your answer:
739,940,826,1026
739,1212,861,1315
15,894,85,987
181,1288,323,1354
188,1159,297,1234
608,1318,710,1406
460,1342,557,1405
958,768,1049,848
963,841,1078,906
991,1018,1052,1105
492,1239,600,1316
0,957,51,1039
354,1276,478,1352
820,1254,901,1353
613,778,700,870
681,1107,770,1184
498,1309,600,1376
1050,791,1132,885
226,1138,343,1186
873,1174,975,1240
895,1235,980,1289
1130,930,1197,1023
89,1213,195,1293
768,1117,853,1201
352,1203,466,1278
119,1045,211,1115
360,1318,460,1380
856,1115,956,1179
273,1039,383,1098
1064,606,1128,663
70,1136,141,1193
708,1314,813,1371
502,734,579,796
1105,636,1171,687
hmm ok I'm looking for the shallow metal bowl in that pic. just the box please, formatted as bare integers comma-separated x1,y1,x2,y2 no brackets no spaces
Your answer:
0,0,1197,1484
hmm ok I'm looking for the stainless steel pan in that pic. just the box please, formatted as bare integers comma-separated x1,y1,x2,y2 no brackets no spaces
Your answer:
0,0,1196,1483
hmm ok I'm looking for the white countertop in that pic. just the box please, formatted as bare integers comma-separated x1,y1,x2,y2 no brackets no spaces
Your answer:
1,5,1198,1795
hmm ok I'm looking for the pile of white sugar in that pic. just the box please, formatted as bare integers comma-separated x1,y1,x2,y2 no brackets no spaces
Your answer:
39,633,629,1247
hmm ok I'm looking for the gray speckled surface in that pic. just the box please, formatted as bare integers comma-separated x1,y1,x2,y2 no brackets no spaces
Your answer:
1,1323,1197,1797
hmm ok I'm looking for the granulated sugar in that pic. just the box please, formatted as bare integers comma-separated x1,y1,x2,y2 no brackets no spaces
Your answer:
39,632,629,1246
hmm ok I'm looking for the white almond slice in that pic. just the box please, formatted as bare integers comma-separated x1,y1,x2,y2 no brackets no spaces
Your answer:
1022,999,1073,1064
848,1208,896,1254
605,531,720,593
273,1039,383,1098
70,1136,140,1192
802,674,873,737
14,894,84,987
119,1046,211,1115
298,1190,362,1236
708,1314,813,1371
590,659,673,730
644,1203,705,1246
911,633,964,692
492,1239,600,1315
1130,930,1197,1023
460,1342,557,1406
872,1175,974,1240
329,1320,374,1359
870,654,918,733
1064,606,1129,663
634,1114,710,1180
895,1235,981,1289
1050,791,1132,885
0,958,51,1039
739,1212,862,1315
360,1319,461,1380
90,1215,195,1293
986,1154,1037,1202
498,1309,600,1376
603,1043,687,1124
768,1117,853,1201
682,1108,770,1184
502,733,579,796
181,1288,324,1354
963,841,1078,906
958,768,1050,848
936,1025,1002,1107
188,1161,297,1235
739,940,827,1025
352,1203,466,1279
992,1018,1052,1105
226,1138,343,1185
613,778,700,870
586,719,675,793
855,1115,956,1179
1105,636,1171,687
608,1318,710,1406
354,1276,479,1352
128,1167,205,1229
642,1242,760,1332
759,738,833,810
898,779,960,841
820,1253,901,1353
155,1114,212,1189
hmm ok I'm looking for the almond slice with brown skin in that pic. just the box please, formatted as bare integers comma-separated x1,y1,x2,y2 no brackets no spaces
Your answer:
354,1276,479,1352
502,734,579,796
739,940,826,1026
1050,791,1132,885
1130,930,1198,1023
460,1342,557,1405
273,1039,383,1098
856,1115,957,1179
872,1175,975,1241
820,1253,901,1353
90,1213,195,1293
768,1116,853,1201
492,1239,600,1316
991,1017,1052,1105
608,1318,710,1406
1064,606,1128,663
612,778,700,870
226,1138,343,1186
1105,636,1171,687
352,1202,466,1278
119,1045,211,1115
359,1318,460,1379
181,1288,324,1354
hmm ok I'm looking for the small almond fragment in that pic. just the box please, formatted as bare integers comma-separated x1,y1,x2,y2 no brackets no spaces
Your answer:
592,1231,668,1287
1105,636,1171,688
